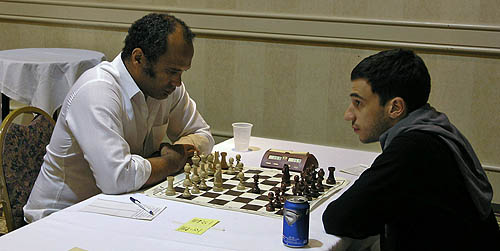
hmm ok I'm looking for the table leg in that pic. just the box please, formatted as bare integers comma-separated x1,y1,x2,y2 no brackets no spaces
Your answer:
1,94,10,120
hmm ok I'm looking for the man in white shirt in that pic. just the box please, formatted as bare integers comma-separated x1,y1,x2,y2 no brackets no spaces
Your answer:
24,13,214,222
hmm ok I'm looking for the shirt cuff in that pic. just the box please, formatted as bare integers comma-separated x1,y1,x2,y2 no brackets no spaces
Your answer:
131,154,152,190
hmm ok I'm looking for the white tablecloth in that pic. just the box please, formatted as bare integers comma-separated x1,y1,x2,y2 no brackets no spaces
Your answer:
0,48,105,115
0,137,381,251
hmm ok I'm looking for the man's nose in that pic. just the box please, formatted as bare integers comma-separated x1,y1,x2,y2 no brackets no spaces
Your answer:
344,104,354,121
171,73,182,87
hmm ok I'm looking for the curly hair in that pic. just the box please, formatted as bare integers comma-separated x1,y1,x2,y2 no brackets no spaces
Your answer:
351,49,431,113
121,13,195,64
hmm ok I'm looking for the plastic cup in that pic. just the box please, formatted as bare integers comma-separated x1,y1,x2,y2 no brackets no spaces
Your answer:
232,122,253,151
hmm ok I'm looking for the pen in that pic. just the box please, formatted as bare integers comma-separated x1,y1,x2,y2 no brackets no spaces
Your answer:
130,196,154,215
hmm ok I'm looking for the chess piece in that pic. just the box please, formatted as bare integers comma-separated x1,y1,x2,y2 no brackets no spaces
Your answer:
327,166,336,185
273,193,282,208
182,186,191,198
310,181,320,198
199,176,208,190
200,153,206,168
191,162,200,186
199,154,207,179
183,163,192,187
165,176,176,196
213,151,220,171
207,154,215,176
236,162,244,172
191,181,200,194
266,192,275,212
282,164,291,186
227,157,235,174
192,151,200,169
199,163,207,180
213,163,223,192
250,174,260,194
235,154,241,166
236,171,246,190
220,152,228,169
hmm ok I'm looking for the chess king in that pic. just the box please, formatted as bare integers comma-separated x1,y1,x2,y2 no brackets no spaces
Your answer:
322,49,500,250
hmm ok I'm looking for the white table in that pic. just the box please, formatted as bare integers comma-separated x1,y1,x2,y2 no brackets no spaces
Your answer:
0,137,380,251
0,48,105,118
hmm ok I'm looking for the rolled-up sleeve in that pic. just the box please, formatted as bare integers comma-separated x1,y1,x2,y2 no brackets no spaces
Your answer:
65,80,151,194
166,83,214,154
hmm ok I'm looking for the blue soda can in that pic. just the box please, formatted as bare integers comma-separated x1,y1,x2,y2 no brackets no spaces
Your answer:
282,196,310,247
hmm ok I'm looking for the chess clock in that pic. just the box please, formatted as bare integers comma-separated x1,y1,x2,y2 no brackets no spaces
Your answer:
260,149,319,172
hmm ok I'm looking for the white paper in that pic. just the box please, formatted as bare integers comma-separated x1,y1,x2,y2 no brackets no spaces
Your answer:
80,198,166,220
340,164,369,176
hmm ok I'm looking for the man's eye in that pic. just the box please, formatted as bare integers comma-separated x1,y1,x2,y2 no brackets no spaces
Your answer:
353,100,361,106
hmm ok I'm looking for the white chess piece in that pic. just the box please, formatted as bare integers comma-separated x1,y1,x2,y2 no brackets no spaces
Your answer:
207,154,215,176
183,163,192,187
182,186,191,198
213,163,223,192
165,176,176,196
236,171,246,190
227,157,235,175
199,176,207,190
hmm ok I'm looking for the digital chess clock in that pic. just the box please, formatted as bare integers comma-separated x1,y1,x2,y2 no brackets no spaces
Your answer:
260,149,319,172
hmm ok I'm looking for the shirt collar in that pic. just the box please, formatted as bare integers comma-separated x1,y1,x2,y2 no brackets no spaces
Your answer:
112,53,141,100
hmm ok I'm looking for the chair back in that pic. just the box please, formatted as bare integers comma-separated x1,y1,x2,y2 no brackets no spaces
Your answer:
0,106,55,232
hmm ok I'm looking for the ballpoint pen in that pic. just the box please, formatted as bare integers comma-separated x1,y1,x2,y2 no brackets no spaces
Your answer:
130,196,154,215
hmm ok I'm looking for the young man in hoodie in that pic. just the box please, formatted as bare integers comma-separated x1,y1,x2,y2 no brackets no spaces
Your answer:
322,49,500,251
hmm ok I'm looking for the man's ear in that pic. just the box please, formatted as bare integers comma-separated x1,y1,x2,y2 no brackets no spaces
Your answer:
387,97,406,119
131,48,145,66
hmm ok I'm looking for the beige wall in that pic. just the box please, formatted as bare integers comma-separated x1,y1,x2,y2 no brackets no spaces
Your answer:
1,0,500,201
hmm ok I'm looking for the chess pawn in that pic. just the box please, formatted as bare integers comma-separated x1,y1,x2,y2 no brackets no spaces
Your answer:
207,154,215,176
182,186,191,198
266,192,275,212
199,176,208,190
236,171,246,190
236,162,244,172
235,154,241,166
273,194,282,209
220,152,228,169
191,181,200,194
227,157,235,175
183,163,192,187
165,176,176,196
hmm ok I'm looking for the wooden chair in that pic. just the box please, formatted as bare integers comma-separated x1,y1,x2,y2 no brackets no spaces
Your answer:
0,106,55,233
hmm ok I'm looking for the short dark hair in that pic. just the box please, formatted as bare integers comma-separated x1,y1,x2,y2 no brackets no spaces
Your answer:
351,49,431,113
121,13,195,64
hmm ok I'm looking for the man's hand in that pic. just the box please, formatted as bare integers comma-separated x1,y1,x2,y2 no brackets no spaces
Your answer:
143,143,198,187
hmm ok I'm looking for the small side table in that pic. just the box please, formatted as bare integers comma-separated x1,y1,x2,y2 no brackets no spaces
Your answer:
0,48,105,119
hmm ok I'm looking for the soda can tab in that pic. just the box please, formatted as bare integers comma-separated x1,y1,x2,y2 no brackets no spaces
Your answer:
282,196,310,247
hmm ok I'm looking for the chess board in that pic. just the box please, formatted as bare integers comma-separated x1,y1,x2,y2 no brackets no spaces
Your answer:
145,166,349,218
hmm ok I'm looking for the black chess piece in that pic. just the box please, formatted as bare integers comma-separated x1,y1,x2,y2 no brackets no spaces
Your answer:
327,166,336,185
251,174,261,193
266,192,275,212
282,164,291,186
273,194,282,209
310,182,320,198
316,178,324,192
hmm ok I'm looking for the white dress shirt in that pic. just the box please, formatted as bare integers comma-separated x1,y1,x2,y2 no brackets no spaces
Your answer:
24,54,214,222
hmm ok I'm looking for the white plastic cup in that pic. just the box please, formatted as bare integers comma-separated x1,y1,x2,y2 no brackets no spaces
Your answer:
232,122,253,151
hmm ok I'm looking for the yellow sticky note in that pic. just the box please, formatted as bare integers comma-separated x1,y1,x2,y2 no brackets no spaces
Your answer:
176,217,220,235
68,248,88,251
